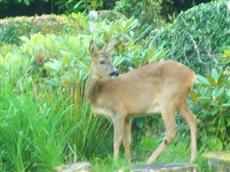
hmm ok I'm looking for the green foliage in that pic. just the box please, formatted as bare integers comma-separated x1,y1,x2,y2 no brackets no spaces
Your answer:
0,14,163,85
115,0,165,27
0,0,48,6
192,68,230,151
0,58,112,172
0,15,87,45
54,0,103,13
0,73,69,171
161,0,213,20
151,1,230,74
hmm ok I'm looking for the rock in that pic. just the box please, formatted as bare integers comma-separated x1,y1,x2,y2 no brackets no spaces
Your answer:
55,162,92,172
204,152,230,172
131,163,198,172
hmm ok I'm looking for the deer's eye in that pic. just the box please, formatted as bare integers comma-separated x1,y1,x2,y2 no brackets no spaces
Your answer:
100,60,106,64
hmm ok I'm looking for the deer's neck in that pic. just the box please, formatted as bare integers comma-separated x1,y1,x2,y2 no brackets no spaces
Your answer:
86,71,103,103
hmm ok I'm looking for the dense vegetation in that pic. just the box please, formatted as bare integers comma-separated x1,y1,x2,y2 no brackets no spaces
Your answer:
0,1,229,172
0,0,212,19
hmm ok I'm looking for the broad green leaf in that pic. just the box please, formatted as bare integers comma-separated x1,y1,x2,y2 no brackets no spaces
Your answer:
221,103,230,107
226,90,230,97
217,73,225,86
211,68,219,81
197,97,211,104
212,88,224,98
145,47,155,61
208,136,223,151
207,75,216,86
196,74,209,85
190,91,197,103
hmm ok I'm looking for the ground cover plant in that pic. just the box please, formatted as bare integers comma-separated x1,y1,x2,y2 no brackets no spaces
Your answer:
0,1,229,171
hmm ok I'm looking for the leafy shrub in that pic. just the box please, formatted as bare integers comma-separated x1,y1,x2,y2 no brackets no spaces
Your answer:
1,14,162,84
151,1,230,74
0,14,85,45
114,0,165,27
160,0,213,20
192,68,230,150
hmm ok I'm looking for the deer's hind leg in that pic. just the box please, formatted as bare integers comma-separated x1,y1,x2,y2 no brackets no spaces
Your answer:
179,101,197,162
146,103,177,163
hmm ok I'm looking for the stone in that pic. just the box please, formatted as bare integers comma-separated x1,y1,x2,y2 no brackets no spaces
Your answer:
55,162,92,172
204,152,230,172
131,163,199,172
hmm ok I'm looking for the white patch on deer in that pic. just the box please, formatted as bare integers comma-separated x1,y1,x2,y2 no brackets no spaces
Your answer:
147,101,161,114
92,106,113,119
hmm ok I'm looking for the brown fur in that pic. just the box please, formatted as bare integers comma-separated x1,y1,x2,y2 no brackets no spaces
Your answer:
86,41,197,163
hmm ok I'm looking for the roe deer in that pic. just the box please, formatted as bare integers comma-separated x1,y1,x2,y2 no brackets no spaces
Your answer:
85,40,197,163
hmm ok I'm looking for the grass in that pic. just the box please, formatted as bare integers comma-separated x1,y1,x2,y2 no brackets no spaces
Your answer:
0,71,72,171
0,69,112,171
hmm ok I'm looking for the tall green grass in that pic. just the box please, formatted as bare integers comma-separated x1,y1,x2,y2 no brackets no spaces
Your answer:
0,69,112,171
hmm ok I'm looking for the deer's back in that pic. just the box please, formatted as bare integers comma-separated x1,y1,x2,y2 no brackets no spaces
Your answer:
94,60,195,115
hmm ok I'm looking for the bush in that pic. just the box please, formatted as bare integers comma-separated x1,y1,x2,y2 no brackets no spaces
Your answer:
0,14,86,45
160,0,213,20
192,68,230,150
114,0,165,27
151,1,230,74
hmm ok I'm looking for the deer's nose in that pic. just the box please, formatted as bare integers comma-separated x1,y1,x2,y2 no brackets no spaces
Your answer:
109,70,119,77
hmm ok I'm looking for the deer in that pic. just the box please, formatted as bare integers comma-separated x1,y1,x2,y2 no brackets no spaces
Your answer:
85,40,197,164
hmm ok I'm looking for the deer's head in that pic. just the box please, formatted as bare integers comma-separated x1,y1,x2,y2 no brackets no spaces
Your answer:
89,40,119,79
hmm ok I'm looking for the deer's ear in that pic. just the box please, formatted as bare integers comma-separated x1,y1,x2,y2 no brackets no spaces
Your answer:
89,40,99,58
102,39,116,53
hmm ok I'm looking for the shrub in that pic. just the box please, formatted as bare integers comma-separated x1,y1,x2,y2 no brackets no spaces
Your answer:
160,0,213,20
0,14,85,45
192,68,230,151
151,1,230,74
114,0,165,27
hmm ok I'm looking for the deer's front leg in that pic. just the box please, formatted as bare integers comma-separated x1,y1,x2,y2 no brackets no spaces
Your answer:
113,116,125,161
123,118,132,163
